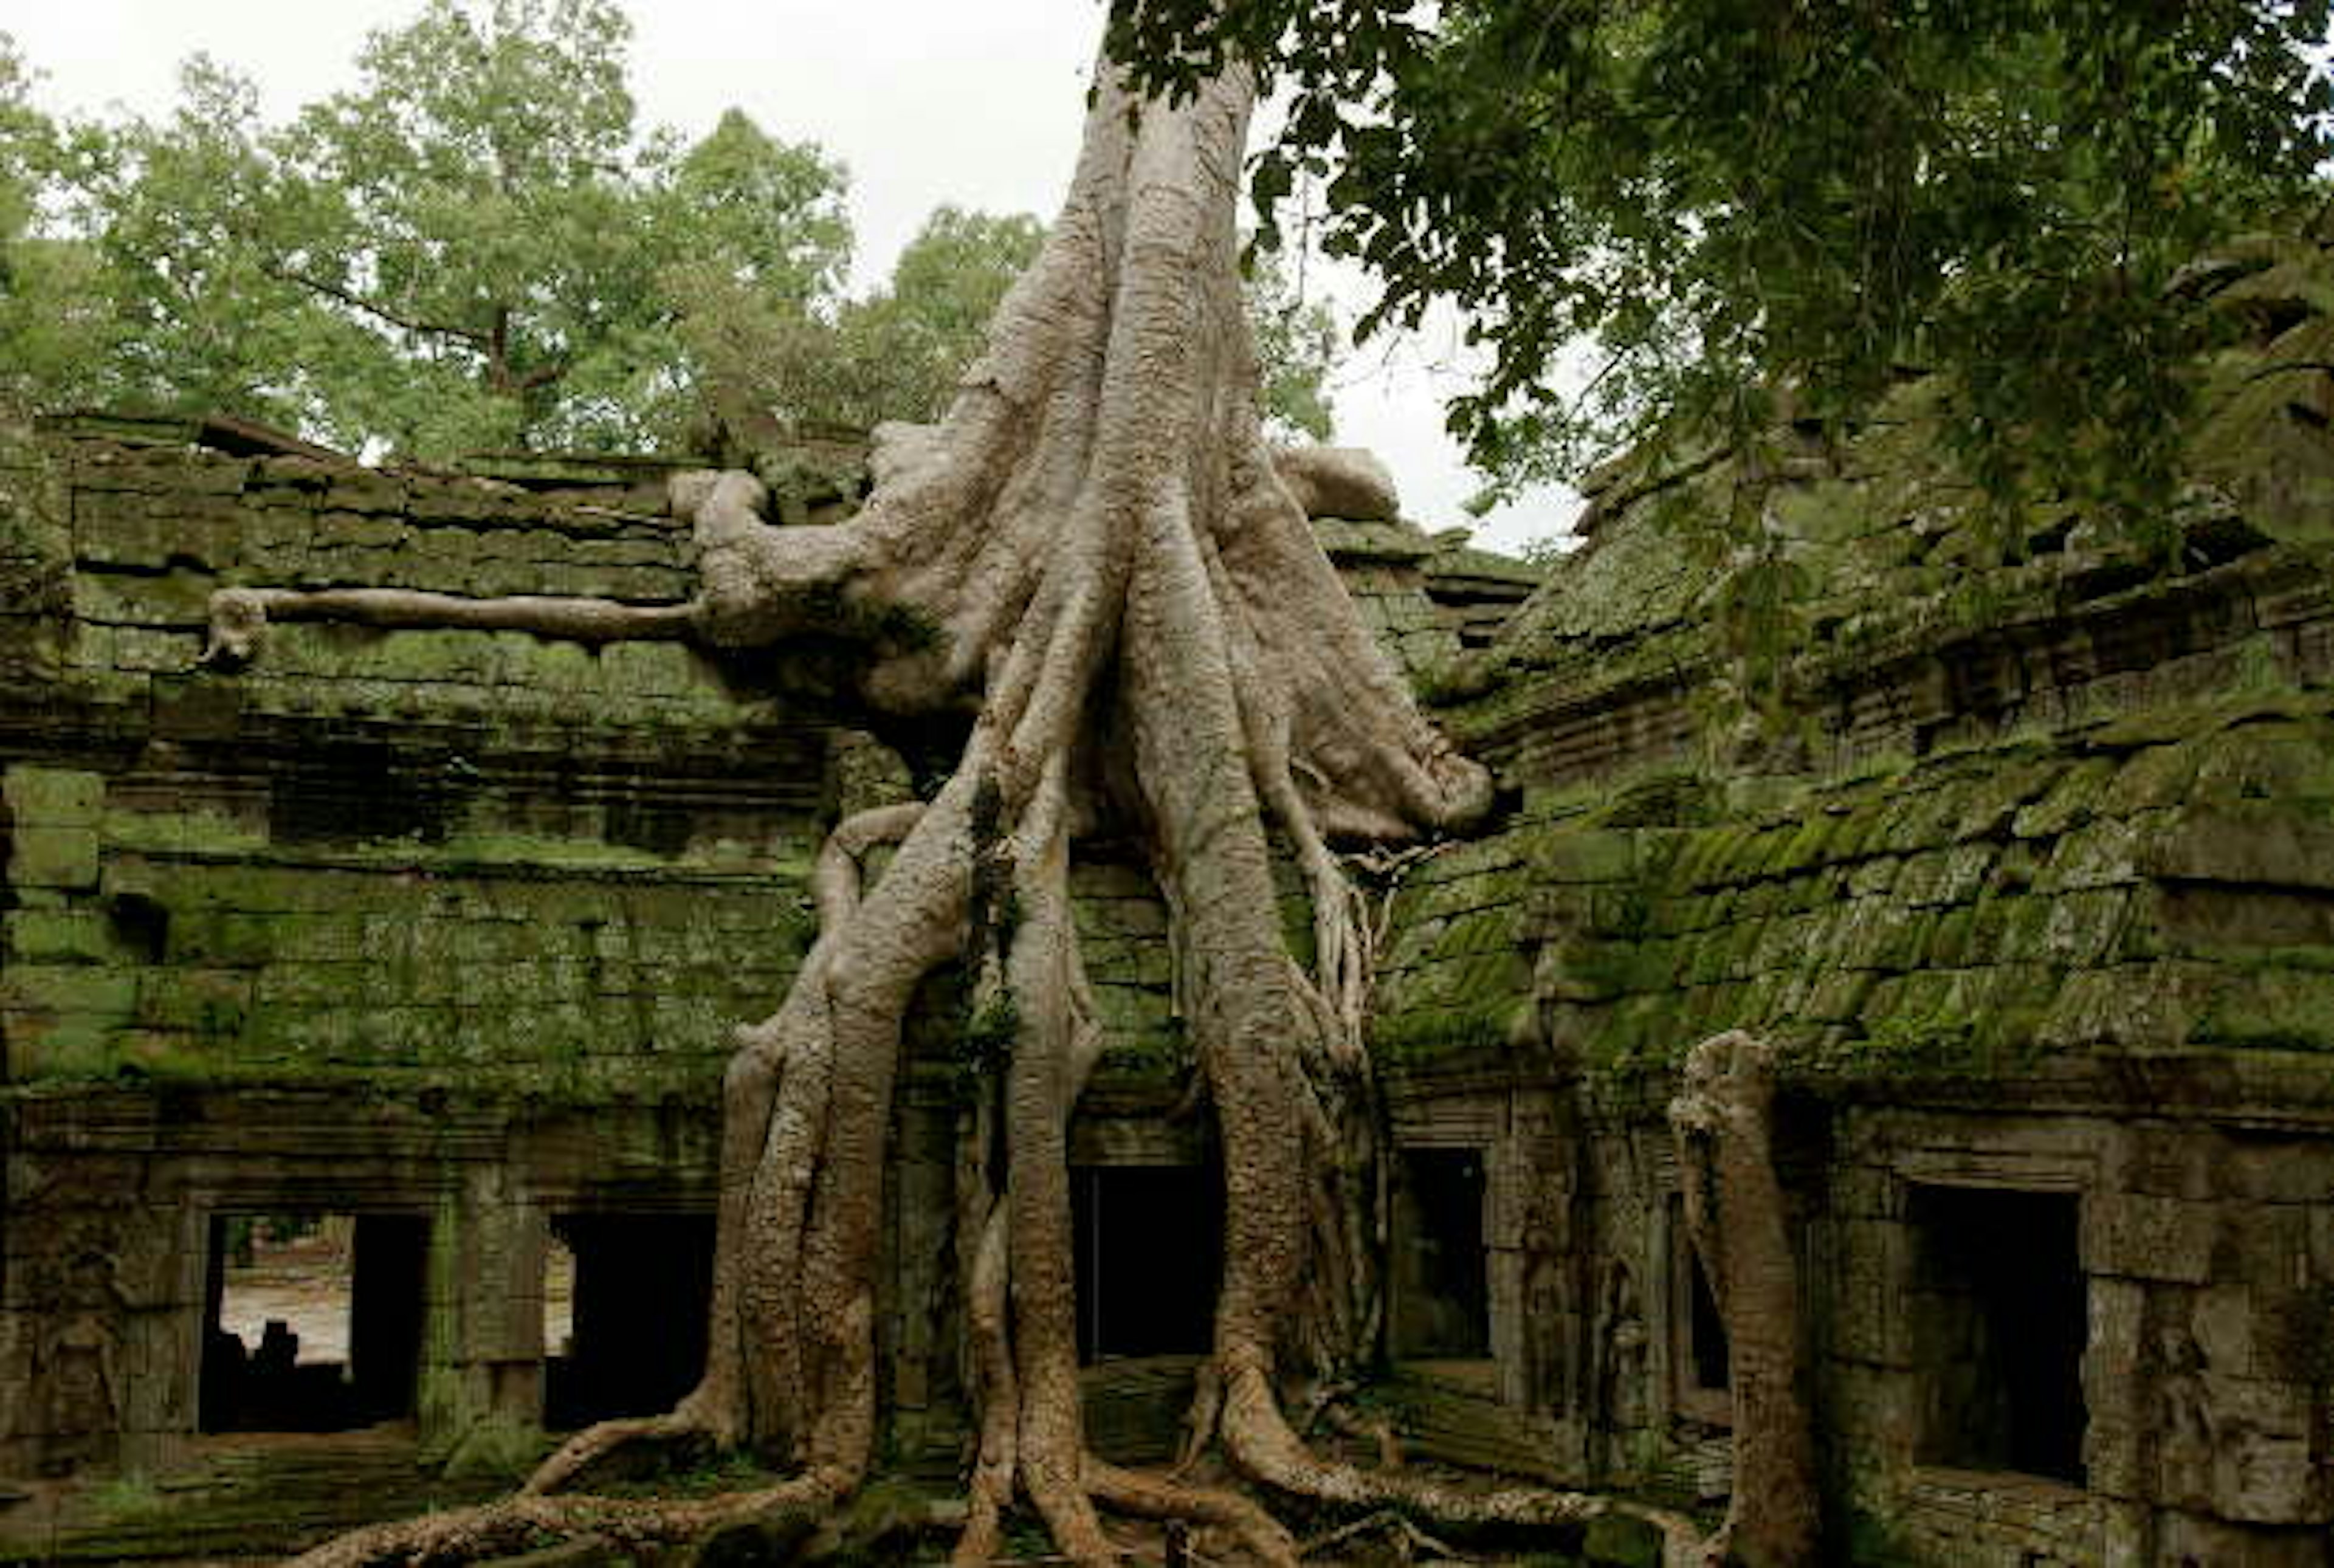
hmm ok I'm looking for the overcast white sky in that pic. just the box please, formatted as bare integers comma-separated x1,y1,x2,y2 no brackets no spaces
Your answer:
4,0,1578,549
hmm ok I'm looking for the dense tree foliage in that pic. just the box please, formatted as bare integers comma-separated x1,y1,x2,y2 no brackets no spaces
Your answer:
681,202,1340,443
0,39,112,416
1246,244,1340,441
4,0,852,458
0,3,1344,461
1111,0,2334,511
675,204,1049,439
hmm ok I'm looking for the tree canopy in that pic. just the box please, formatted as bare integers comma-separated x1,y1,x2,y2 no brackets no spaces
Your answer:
2,0,854,458
0,2,1346,462
674,203,1050,441
0,38,112,416
1111,0,2334,512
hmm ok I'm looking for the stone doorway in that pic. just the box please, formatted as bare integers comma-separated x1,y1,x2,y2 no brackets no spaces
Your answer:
199,1212,427,1433
1669,1197,1732,1425
543,1212,715,1429
1908,1185,2087,1484
1070,1164,1222,1363
1390,1146,1491,1364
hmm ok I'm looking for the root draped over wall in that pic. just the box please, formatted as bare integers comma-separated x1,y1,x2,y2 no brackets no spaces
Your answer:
1670,1031,1822,1568
215,18,1766,1568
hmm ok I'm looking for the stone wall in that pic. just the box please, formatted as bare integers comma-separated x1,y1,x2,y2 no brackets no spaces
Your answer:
9,299,2332,1568
1,426,842,1498
0,416,1527,1555
1369,675,2334,1560
1361,240,2334,1565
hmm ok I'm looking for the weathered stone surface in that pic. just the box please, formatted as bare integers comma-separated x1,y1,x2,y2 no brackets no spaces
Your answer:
11,267,2334,1568
1357,233,2334,1568
2085,1195,2224,1284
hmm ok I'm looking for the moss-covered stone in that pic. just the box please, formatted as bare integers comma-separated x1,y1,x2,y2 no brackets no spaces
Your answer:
6,826,100,890
2196,966,2334,1053
4,765,103,826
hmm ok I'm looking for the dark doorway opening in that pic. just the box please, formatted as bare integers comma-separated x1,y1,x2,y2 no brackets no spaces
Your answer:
1667,1197,1732,1423
545,1212,715,1429
199,1212,427,1432
1909,1185,2087,1484
1070,1165,1221,1363
1687,1250,1730,1392
1391,1147,1490,1361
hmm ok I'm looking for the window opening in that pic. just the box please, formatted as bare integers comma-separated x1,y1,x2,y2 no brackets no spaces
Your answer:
1070,1165,1221,1363
1390,1147,1491,1362
105,892,170,962
544,1213,714,1429
1909,1185,2087,1484
201,1212,425,1432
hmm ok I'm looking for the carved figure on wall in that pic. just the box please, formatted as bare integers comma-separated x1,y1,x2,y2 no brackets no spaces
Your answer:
32,1242,126,1474
1596,1260,1648,1436
1515,1116,1578,1417
2154,1318,2215,1511
1523,1251,1570,1414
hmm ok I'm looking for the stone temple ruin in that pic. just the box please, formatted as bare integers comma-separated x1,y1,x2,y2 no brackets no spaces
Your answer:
1,242,2332,1565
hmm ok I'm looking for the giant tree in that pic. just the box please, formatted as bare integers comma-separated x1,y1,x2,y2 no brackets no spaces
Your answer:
179,7,2334,1566
204,11,1710,1566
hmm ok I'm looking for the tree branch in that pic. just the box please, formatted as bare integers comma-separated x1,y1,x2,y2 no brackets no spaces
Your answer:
266,263,492,352
511,360,568,394
267,266,570,398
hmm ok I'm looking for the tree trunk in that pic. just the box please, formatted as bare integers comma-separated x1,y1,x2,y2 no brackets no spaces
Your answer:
1670,1031,1822,1567
235,17,1672,1567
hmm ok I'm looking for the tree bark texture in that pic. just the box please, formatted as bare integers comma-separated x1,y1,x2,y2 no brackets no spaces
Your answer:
1669,1031,1822,1567
226,21,1692,1568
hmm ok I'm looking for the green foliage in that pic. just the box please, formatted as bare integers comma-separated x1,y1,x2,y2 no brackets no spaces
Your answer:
1247,244,1339,441
1110,1,2334,520
1513,533,1577,569
68,55,341,432
12,4,851,461
250,0,849,458
958,992,1020,1087
680,204,1045,435
0,38,116,418
9,7,1349,460
872,205,1049,421
681,202,1341,442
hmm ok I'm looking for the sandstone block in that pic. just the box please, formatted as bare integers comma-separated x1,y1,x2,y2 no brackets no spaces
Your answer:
7,826,99,890
3,766,102,827
2085,1195,2220,1282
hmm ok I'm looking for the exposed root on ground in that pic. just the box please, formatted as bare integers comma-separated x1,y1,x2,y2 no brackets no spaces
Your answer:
1300,1508,1475,1562
287,1474,842,1568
